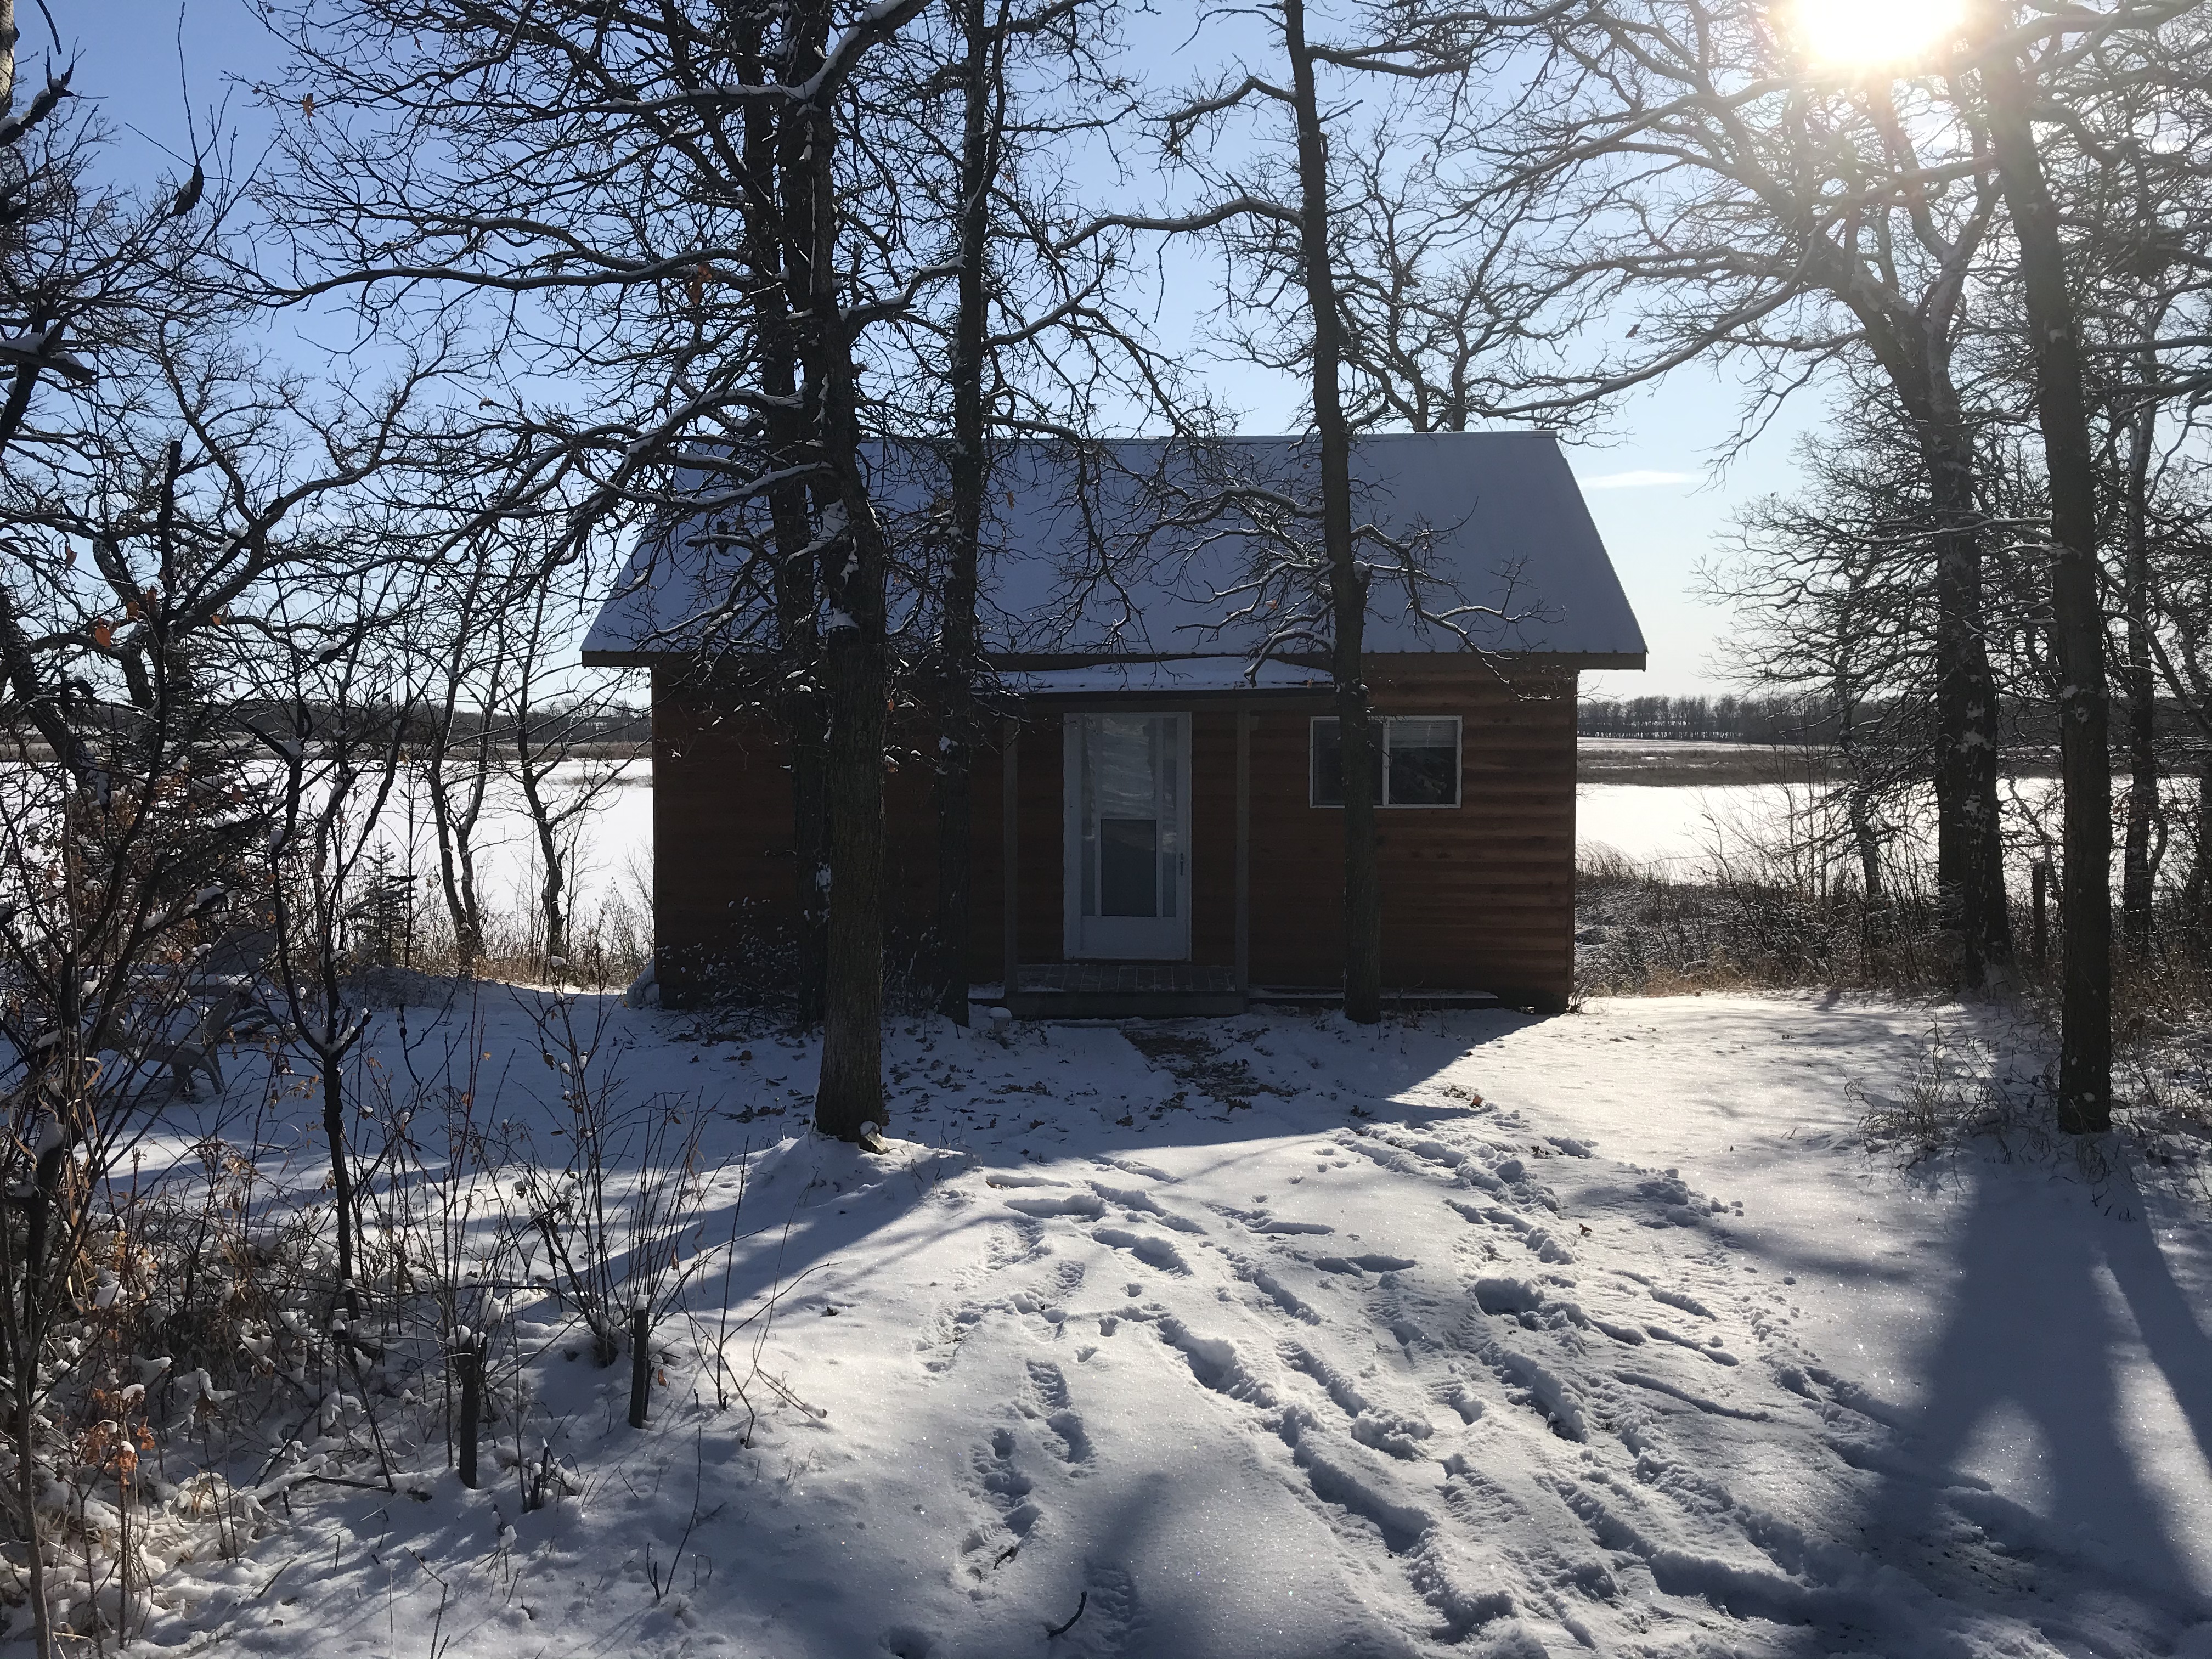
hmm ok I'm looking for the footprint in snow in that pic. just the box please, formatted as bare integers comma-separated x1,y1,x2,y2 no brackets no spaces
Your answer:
1090,1226,1187,1273
1312,1252,1417,1275
1024,1358,1093,1468
959,1426,1043,1580
1091,1182,1207,1233
1050,1560,1142,1657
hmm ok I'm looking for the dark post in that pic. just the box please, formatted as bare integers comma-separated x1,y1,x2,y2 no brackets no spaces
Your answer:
2032,860,2050,970
1235,710,1251,997
457,1330,486,1488
629,1307,652,1430
1001,719,1020,1000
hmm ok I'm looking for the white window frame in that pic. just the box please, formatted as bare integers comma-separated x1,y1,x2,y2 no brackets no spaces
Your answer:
1308,715,1464,810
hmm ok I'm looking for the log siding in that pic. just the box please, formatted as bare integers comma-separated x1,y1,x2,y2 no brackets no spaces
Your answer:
651,659,1576,1011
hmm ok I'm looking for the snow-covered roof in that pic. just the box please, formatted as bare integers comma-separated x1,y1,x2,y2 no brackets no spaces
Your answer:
581,433,1646,667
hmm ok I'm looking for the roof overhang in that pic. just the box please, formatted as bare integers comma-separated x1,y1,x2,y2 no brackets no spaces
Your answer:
583,648,1647,673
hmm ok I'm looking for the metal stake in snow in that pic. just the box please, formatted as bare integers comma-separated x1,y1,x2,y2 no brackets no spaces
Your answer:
629,1306,652,1429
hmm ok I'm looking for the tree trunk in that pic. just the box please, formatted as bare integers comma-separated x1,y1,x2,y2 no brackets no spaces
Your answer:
744,16,828,1026
786,28,889,1139
628,1306,651,1429
1827,222,2011,984
321,1056,358,1307
427,768,483,969
1922,419,2011,981
2121,396,2158,956
13,1341,52,1659
1284,0,1381,1024
427,718,493,970
457,1332,484,1488
814,529,889,1139
935,0,996,1026
3,1022,58,1659
1985,48,2112,1132
517,761,568,963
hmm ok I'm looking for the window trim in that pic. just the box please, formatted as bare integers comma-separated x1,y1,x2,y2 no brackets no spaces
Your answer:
1308,715,1463,810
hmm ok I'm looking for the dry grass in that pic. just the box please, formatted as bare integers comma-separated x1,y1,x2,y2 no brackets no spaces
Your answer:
1574,843,1950,1000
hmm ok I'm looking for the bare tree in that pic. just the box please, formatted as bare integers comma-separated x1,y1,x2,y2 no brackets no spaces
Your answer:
1477,0,2020,985
240,583,420,1313
262,0,975,1138
1972,2,2201,1129
415,533,508,970
1707,420,1942,901
1063,2,1497,1023
497,571,636,973
0,115,438,1648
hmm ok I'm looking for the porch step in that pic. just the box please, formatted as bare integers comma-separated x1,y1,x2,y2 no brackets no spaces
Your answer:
969,970,1500,1021
1248,986,1502,1011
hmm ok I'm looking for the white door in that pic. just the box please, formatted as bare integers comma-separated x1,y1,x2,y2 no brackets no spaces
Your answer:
1063,713,1191,960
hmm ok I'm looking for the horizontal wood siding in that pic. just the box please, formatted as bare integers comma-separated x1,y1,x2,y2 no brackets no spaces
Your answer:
651,671,798,1002
651,659,1576,1009
1241,669,1575,1003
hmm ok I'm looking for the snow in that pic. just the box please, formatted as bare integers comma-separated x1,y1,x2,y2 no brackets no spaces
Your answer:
1576,784,1803,876
1577,776,2203,886
105,991,2212,1658
583,435,1647,664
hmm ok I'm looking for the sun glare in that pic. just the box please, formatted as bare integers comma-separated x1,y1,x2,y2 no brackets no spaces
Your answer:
1793,0,1964,69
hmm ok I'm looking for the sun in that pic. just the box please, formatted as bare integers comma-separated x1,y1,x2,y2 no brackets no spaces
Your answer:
1792,0,1964,69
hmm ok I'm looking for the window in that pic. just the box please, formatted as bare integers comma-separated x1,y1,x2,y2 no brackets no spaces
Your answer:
1310,716,1462,809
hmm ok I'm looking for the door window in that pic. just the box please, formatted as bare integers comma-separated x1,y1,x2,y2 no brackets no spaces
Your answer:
1065,713,1189,958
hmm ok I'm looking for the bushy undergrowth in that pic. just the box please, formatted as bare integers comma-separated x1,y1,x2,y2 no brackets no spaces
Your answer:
1574,844,1955,997
1576,844,2212,1030
0,983,786,1647
1577,839,2212,1199
348,853,654,993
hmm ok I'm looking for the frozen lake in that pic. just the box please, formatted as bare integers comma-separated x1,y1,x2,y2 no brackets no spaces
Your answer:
7,753,2186,948
517,769,2199,915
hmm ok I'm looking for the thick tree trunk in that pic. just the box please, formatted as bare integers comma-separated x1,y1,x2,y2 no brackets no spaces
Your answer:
743,20,830,1026
1923,422,2011,981
815,535,889,1140
935,0,996,1026
1986,49,2112,1131
1284,0,1381,1024
2121,399,2158,956
785,23,889,1139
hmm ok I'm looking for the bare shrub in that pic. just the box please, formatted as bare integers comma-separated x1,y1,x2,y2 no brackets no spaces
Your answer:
1848,1024,2025,1164
1576,840,1946,997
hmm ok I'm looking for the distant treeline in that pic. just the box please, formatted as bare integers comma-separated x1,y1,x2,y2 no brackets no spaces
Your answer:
2,701,652,752
1578,693,2206,756
1578,695,1848,744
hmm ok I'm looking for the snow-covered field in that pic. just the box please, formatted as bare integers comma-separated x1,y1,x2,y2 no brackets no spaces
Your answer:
119,992,2212,1659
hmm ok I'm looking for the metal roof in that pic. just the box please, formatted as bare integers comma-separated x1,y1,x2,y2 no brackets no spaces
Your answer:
582,432,1646,667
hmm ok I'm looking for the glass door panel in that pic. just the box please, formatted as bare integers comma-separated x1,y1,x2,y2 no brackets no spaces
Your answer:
1063,713,1190,959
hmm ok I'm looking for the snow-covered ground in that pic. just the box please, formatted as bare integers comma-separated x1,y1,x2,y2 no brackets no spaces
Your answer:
116,992,2212,1659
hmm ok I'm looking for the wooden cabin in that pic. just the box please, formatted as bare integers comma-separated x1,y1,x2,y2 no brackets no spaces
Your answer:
583,433,1645,1018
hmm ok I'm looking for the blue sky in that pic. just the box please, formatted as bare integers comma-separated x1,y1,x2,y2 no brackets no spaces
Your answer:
65,0,1822,697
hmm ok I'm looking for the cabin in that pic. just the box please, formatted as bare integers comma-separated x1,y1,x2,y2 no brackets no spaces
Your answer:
582,433,1644,1018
